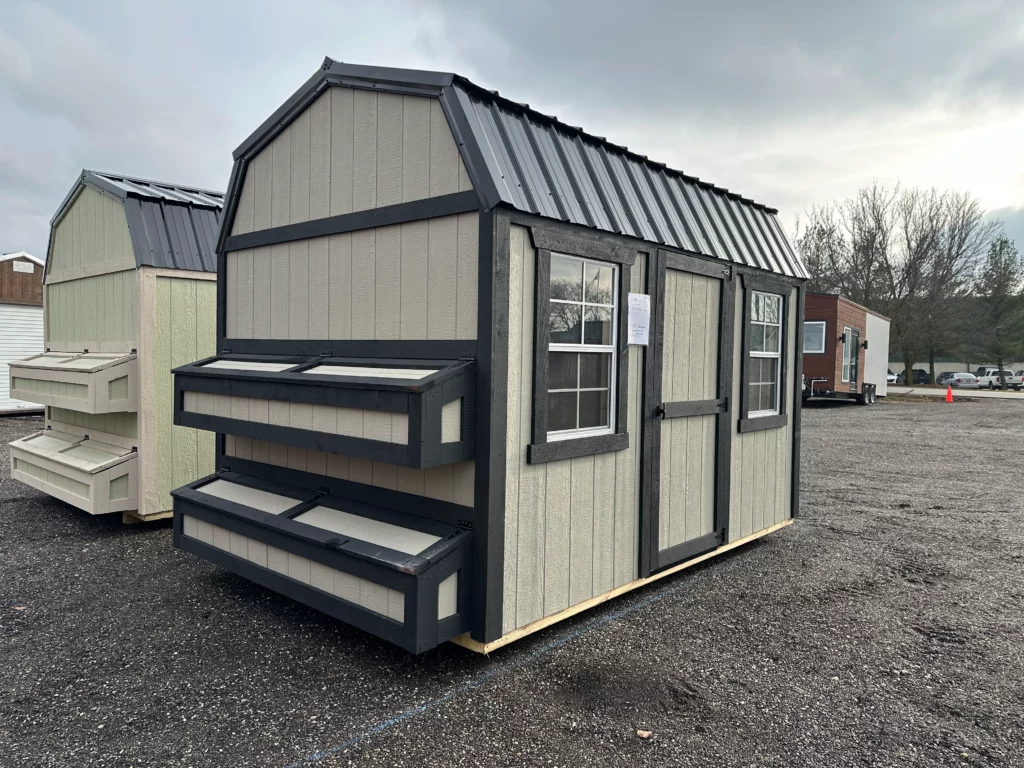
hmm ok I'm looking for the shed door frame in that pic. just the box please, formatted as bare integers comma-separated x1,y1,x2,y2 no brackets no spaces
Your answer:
849,328,860,392
640,249,735,576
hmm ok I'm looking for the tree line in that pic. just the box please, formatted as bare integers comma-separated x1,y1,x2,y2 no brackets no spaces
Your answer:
795,182,1024,384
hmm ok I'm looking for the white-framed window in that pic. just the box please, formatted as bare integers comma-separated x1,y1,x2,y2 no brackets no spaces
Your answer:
841,326,852,382
547,253,618,440
803,320,826,354
748,291,782,416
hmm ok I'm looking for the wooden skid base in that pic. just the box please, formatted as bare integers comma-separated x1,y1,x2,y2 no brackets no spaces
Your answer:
122,509,173,525
451,519,794,654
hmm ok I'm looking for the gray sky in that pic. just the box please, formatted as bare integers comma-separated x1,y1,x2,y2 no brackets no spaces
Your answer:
2,0,1022,259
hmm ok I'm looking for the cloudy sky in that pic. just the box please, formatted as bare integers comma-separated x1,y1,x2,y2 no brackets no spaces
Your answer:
1,0,1023,259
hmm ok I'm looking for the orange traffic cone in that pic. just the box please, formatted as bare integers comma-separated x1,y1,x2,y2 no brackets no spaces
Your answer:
945,385,953,403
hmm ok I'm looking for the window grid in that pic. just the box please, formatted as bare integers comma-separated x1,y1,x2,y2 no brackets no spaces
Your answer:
749,291,782,417
548,253,618,440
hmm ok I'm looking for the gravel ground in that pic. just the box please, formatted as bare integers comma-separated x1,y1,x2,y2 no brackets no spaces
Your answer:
2,401,1023,768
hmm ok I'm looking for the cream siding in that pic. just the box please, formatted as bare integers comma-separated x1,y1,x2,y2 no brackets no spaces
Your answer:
48,186,134,276
184,393,410,445
183,515,404,621
225,86,476,342
48,407,138,439
223,438,474,507
144,273,218,515
46,271,137,346
729,285,796,540
225,213,478,341
502,225,645,634
230,90,470,236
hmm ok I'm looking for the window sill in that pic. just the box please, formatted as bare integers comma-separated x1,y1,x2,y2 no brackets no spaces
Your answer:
527,432,629,464
738,414,788,433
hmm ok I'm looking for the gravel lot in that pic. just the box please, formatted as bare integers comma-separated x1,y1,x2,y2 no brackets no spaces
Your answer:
2,400,1023,768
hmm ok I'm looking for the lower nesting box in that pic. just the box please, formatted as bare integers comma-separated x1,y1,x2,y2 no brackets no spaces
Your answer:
9,429,138,514
172,472,472,653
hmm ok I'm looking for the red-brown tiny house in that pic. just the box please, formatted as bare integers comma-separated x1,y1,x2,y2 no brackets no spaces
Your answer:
802,292,889,404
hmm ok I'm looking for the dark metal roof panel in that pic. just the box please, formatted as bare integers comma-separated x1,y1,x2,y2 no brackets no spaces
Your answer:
447,81,805,278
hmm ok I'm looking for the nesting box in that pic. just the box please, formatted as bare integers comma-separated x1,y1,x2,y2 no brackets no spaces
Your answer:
170,61,808,653
8,171,223,520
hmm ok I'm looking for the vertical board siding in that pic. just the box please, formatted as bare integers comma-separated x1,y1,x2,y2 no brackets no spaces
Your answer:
48,407,138,438
729,286,795,541
230,88,470,235
224,439,474,506
224,87,477,342
658,270,719,551
225,213,478,340
46,271,137,345
48,187,133,276
502,226,645,634
153,277,217,513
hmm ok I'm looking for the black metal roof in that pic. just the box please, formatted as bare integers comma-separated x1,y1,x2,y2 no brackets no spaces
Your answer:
50,170,225,274
225,59,807,279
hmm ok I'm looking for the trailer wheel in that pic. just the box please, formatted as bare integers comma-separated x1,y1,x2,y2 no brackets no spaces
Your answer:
857,388,870,406
869,386,877,404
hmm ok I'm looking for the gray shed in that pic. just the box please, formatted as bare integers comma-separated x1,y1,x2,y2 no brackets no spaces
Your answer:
8,171,223,520
170,60,808,653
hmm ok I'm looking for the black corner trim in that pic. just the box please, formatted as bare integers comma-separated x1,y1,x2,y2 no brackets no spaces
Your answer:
528,432,629,464
224,191,479,252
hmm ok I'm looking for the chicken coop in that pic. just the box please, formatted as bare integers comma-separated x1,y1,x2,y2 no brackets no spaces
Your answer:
802,292,890,403
8,171,223,521
170,60,808,653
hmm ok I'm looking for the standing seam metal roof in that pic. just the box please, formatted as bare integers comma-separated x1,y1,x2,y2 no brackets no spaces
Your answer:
225,59,807,280
50,171,225,274
449,81,807,278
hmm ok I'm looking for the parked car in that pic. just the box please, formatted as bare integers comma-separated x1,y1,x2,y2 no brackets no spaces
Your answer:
887,369,897,383
948,373,981,389
976,370,1022,390
897,369,930,385
936,371,958,386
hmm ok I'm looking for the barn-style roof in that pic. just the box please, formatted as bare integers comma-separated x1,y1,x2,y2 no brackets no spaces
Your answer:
224,59,807,279
50,170,225,274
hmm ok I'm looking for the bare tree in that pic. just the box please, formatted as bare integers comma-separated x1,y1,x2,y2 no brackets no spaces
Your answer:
973,236,1024,387
797,183,999,385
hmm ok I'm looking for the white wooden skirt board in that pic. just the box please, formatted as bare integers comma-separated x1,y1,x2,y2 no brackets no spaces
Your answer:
9,429,138,514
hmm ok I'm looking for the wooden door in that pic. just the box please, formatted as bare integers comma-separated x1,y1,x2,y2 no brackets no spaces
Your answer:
646,251,732,572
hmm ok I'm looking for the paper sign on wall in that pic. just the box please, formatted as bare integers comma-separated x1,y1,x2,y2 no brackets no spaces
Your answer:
627,293,650,346
12,261,34,274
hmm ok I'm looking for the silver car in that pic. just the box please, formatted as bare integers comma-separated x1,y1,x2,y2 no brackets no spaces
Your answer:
949,373,981,389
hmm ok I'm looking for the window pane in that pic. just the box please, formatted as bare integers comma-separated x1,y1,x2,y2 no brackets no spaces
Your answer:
550,256,583,301
550,303,583,344
765,381,777,412
751,293,762,323
750,323,766,353
762,357,778,386
803,322,824,353
579,352,610,389
548,392,578,431
549,352,578,390
579,390,609,429
764,295,780,324
583,306,613,345
584,263,614,304
749,382,762,412
764,325,780,353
